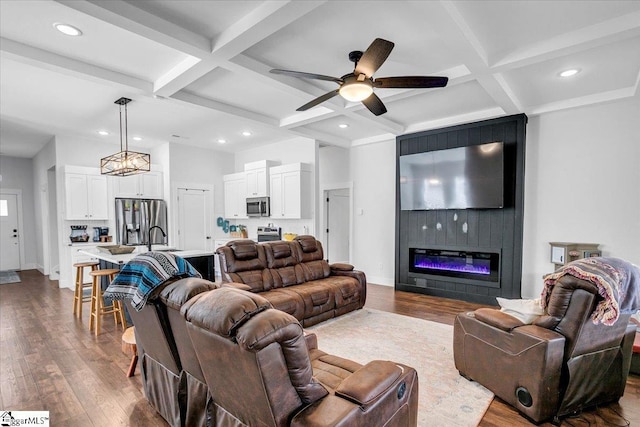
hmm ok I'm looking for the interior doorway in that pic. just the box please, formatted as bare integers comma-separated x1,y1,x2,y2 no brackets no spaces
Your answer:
176,186,213,251
0,190,24,271
324,188,350,263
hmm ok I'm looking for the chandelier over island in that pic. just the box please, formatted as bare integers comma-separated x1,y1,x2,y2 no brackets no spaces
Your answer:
100,97,150,176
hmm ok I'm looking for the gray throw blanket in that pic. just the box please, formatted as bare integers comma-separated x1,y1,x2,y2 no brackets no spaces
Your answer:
541,257,640,326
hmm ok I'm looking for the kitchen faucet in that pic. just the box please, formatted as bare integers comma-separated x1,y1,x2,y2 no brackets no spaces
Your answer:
148,225,166,252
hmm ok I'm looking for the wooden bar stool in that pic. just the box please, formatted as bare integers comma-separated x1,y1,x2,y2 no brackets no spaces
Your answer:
122,326,138,377
89,268,126,336
73,261,99,319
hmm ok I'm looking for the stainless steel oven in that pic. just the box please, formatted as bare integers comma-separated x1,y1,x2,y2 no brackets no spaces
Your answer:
246,197,270,217
257,226,281,242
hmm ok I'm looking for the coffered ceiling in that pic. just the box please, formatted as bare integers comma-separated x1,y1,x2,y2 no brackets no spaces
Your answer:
1,0,639,158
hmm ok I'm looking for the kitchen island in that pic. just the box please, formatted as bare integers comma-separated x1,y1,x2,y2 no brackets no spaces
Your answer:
79,246,215,281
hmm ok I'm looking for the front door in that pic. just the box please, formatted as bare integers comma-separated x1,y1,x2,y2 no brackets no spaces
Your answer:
0,193,21,270
177,187,211,251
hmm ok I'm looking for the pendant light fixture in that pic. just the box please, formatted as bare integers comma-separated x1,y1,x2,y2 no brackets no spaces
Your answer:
100,97,150,176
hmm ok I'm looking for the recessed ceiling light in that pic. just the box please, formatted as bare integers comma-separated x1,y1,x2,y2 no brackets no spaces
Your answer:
97,130,109,136
217,139,227,144
338,123,349,129
559,68,580,78
54,23,83,36
132,136,142,141
242,131,252,137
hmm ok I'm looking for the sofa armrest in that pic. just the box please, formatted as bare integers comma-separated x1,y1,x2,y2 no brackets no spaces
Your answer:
220,282,252,292
330,263,354,272
474,308,525,332
291,362,418,427
303,331,318,351
335,361,402,406
329,269,367,308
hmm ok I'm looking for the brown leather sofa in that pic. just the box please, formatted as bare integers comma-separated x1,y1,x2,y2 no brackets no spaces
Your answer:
453,274,637,424
126,277,217,427
182,286,419,427
216,235,366,326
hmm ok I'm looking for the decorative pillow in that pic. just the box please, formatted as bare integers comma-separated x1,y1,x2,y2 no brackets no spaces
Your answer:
496,297,545,324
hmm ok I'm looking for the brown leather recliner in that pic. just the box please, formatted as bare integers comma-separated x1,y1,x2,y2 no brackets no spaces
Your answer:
453,274,637,424
182,287,419,427
127,277,216,427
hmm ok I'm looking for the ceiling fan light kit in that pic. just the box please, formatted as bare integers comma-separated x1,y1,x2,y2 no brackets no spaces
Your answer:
100,97,150,176
339,80,373,102
271,38,448,116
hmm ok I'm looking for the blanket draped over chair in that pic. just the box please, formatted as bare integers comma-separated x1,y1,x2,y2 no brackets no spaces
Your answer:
103,252,201,311
542,257,640,326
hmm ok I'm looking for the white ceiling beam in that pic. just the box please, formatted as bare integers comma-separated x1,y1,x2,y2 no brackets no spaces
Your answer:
154,1,326,96
527,86,637,116
55,0,211,56
404,107,506,134
0,37,152,92
492,11,640,70
408,1,520,115
287,127,351,149
170,90,279,127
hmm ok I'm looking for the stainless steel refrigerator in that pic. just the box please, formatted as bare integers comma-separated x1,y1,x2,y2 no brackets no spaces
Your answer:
115,198,168,246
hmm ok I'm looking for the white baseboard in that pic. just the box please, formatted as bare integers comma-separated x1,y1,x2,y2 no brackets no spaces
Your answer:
20,262,37,270
366,275,394,287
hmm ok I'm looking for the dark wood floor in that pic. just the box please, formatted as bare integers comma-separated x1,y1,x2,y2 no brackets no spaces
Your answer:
1,270,638,426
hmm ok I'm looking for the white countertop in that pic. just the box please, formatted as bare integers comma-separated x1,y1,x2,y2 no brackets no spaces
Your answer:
79,246,214,265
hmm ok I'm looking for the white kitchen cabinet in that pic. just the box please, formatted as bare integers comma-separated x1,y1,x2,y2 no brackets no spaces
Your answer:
112,171,163,198
65,173,109,220
269,163,312,219
223,172,248,219
244,160,278,197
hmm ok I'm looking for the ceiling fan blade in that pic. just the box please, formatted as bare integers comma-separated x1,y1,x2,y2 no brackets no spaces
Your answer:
374,76,449,88
270,69,342,84
362,92,387,116
297,89,340,111
354,38,395,78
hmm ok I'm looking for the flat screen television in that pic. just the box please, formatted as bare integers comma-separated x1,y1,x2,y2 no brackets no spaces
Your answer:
399,142,504,210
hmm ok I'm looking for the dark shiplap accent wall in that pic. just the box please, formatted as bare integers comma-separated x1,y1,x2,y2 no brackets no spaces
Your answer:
395,114,528,305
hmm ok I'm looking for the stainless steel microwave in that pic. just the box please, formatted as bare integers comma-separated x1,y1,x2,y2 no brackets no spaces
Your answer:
246,197,270,217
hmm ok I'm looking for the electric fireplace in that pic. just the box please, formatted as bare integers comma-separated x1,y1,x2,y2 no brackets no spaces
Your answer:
409,248,500,282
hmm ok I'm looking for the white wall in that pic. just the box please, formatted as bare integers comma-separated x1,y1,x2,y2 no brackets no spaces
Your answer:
350,139,397,285
347,97,640,292
32,138,56,273
233,136,316,169
168,143,235,241
521,97,640,298
318,146,352,258
233,137,318,237
0,155,38,269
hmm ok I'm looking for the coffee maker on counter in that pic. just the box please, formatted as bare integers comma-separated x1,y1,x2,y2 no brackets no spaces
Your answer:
93,227,110,242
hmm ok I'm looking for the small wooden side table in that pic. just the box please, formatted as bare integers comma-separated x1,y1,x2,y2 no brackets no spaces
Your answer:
122,326,138,377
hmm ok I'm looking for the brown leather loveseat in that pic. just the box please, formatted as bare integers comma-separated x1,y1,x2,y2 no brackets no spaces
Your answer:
453,273,637,424
216,235,366,326
182,286,419,427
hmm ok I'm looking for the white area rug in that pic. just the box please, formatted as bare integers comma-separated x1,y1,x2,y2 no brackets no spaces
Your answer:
307,308,493,427
0,270,20,284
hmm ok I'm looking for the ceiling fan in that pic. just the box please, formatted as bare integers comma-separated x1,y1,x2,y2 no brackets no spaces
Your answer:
270,38,448,116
